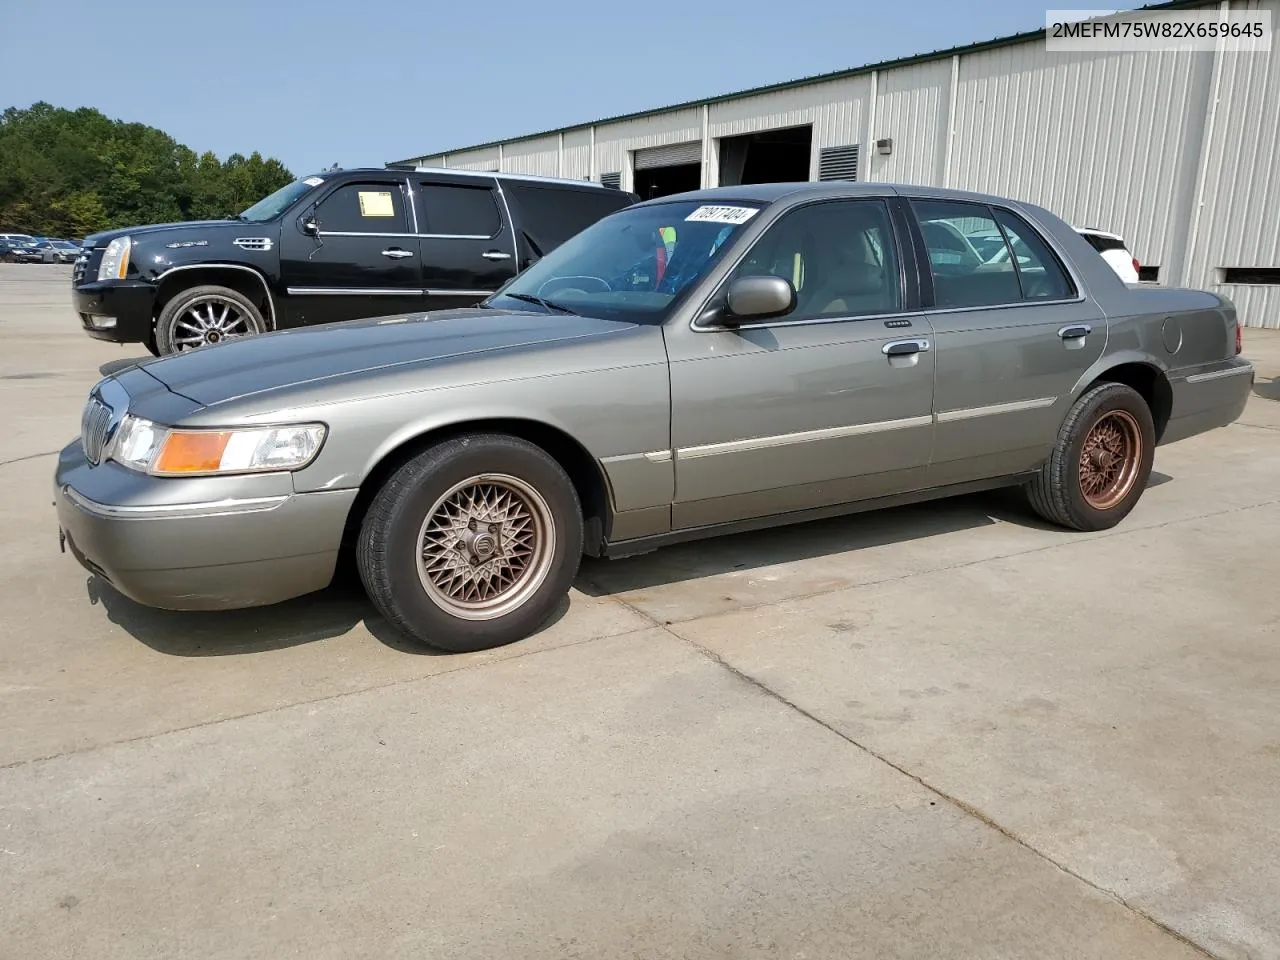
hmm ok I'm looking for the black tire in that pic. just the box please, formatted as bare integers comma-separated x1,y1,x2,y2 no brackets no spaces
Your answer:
154,284,266,355
357,434,583,653
1026,381,1156,531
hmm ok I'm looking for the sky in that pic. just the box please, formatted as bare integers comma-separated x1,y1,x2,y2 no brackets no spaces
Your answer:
1,0,1124,177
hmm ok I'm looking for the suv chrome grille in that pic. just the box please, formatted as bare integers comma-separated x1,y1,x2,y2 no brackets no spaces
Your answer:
81,397,112,465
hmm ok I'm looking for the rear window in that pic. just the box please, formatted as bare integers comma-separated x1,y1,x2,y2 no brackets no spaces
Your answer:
1081,232,1127,253
504,182,634,255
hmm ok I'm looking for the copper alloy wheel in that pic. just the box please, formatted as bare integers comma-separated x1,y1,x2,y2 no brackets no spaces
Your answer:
415,474,556,621
1078,409,1143,510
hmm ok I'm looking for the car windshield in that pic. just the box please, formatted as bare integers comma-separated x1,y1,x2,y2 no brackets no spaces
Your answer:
486,199,764,324
237,178,323,222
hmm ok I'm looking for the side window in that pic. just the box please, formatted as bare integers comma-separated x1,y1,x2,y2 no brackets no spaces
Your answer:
992,208,1075,301
912,200,1021,308
418,183,501,237
313,182,408,234
727,199,902,321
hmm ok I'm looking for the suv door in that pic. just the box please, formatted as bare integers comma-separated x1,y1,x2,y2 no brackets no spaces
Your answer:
907,198,1106,483
278,176,423,327
413,176,518,311
665,197,936,529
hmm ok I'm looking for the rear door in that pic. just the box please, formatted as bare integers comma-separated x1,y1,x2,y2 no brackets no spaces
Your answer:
278,175,423,326
908,197,1106,483
413,176,517,311
501,181,636,270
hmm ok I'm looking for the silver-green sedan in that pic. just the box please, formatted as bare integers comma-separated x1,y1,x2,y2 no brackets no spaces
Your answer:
55,182,1254,652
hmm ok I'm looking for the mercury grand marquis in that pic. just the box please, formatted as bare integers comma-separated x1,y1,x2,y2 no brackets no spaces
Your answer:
55,182,1255,652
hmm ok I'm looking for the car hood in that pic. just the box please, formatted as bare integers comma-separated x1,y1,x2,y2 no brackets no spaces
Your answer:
136,307,639,407
83,220,248,246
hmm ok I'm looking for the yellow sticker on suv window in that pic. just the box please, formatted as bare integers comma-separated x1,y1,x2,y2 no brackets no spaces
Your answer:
358,191,395,217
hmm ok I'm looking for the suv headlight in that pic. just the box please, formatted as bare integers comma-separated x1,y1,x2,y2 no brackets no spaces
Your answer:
112,415,326,476
97,236,131,280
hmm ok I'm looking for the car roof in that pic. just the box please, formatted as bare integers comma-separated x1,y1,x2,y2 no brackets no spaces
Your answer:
631,181,1041,209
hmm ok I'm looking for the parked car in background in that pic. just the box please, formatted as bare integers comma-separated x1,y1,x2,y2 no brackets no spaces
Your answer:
55,182,1252,654
0,237,34,262
9,241,48,263
22,239,80,264
71,167,639,355
973,223,1143,284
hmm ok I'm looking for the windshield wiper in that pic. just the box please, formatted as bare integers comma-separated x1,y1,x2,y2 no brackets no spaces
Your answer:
502,292,577,315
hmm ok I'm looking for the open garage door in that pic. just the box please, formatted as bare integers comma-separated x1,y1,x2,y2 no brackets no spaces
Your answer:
633,142,702,199
719,125,813,187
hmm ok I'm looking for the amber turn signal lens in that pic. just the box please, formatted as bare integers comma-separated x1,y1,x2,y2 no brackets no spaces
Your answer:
153,431,232,474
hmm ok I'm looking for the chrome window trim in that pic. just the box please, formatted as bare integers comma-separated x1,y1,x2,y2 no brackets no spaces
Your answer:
316,230,497,240
426,288,496,297
412,166,612,189
677,415,933,460
62,486,289,520
155,264,277,330
405,180,420,234
493,180,520,263
286,287,424,296
935,396,1057,423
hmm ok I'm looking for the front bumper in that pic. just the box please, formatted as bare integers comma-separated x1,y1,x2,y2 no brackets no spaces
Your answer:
72,280,157,344
1161,357,1255,445
54,441,358,611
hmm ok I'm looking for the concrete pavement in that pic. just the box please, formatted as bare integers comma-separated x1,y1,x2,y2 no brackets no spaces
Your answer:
2,264,1277,959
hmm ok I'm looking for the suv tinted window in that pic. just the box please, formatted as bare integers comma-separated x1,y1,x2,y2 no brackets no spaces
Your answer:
504,182,633,254
314,182,408,234
727,199,901,321
418,183,501,237
912,199,1072,307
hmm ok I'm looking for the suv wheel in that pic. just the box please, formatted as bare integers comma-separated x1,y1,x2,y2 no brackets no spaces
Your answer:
357,434,584,652
155,284,267,355
1025,381,1156,531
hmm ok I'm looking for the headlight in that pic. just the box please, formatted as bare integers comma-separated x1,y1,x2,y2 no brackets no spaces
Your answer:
97,236,131,280
110,415,326,476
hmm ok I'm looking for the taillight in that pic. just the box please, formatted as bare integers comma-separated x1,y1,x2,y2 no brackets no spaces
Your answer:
1236,320,1243,355
1132,257,1141,277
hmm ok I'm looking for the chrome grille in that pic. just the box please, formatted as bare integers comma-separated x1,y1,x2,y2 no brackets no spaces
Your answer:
81,397,112,465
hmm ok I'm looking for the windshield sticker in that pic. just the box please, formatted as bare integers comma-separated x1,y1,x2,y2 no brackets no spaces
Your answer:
303,176,325,187
685,205,758,225
358,190,395,217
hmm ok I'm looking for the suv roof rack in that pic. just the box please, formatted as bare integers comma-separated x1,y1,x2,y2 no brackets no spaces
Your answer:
400,165,610,189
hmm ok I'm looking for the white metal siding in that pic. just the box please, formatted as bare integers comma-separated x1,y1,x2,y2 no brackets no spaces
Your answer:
562,127,593,180
500,135,560,176
869,59,950,185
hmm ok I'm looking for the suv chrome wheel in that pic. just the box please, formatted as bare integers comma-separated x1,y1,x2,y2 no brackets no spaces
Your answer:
416,474,556,620
172,294,255,350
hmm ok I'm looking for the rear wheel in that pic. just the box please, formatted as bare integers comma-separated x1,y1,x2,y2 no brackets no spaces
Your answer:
1025,382,1155,531
357,434,583,652
154,284,266,355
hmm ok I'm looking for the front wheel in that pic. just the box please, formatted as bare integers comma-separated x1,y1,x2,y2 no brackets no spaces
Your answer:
154,284,267,355
1025,381,1156,531
357,434,584,652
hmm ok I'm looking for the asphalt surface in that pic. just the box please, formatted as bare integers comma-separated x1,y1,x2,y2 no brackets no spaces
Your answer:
2,262,1278,960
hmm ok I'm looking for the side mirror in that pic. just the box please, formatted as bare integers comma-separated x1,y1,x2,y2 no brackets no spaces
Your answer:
723,275,796,324
301,217,320,236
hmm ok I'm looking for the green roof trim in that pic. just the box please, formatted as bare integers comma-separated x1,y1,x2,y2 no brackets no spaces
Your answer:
387,0,1209,166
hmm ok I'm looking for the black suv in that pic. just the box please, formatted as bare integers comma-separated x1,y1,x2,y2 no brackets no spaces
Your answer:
72,168,638,354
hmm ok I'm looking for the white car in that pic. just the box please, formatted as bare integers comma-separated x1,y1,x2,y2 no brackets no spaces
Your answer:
969,225,1142,284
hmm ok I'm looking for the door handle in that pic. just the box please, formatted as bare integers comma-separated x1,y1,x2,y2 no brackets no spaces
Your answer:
882,339,931,356
381,248,414,259
482,250,512,261
1058,324,1092,340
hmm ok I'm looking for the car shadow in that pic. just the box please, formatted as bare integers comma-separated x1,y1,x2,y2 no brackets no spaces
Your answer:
84,554,571,658
1253,377,1279,402
575,478,1172,598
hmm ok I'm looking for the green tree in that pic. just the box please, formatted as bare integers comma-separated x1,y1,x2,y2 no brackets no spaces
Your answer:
0,102,294,236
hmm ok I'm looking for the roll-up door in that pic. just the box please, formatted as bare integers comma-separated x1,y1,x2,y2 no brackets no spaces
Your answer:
634,141,702,170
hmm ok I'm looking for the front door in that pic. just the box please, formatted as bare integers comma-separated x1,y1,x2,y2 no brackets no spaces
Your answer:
278,176,424,327
664,197,937,529
907,198,1107,483
413,176,519,311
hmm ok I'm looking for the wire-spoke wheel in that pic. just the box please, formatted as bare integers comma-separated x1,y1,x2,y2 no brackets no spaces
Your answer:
155,284,267,356
416,474,556,620
357,434,584,652
1078,410,1143,510
1025,380,1156,532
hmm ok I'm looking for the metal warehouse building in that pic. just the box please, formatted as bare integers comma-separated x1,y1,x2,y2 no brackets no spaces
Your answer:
396,0,1280,328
